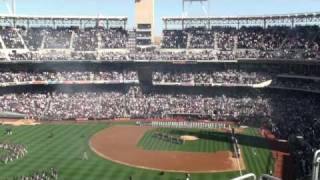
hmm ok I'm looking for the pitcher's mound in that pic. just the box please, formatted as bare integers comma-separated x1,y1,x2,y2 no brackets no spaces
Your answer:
180,135,199,141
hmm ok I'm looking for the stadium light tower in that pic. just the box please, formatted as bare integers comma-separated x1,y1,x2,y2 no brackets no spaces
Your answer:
0,0,15,15
182,0,210,17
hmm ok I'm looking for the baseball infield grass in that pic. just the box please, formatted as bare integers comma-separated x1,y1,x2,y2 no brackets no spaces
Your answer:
137,128,231,152
0,123,274,180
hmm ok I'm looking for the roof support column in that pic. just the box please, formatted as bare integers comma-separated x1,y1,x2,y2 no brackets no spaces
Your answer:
291,18,295,28
53,20,56,29
27,19,30,29
13,17,16,28
79,19,83,29
164,20,167,30
182,19,185,30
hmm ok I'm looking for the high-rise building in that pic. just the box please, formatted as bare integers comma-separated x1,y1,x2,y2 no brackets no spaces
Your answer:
135,0,155,47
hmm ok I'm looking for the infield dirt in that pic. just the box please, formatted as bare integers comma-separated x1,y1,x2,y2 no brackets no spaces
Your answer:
90,125,246,173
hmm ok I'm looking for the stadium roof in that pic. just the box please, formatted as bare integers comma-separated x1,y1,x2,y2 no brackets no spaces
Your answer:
0,14,128,28
163,12,320,29
163,11,320,21
0,14,127,21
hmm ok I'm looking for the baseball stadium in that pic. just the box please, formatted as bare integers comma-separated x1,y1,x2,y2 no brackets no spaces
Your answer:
0,0,319,180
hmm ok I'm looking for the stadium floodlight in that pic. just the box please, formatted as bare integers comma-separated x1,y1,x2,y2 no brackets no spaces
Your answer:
0,0,15,15
182,0,210,17
312,149,320,180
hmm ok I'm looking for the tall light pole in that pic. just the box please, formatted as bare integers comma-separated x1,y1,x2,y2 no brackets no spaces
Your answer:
12,0,15,15
182,0,210,17
0,0,16,15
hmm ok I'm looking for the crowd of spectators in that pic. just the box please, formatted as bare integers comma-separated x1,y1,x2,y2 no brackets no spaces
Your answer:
153,70,271,85
0,27,24,49
4,49,317,62
216,28,236,51
9,168,58,180
4,51,220,61
43,28,73,49
73,29,98,51
237,26,288,50
0,71,138,83
0,23,319,179
22,28,45,51
161,26,320,60
0,27,127,51
268,94,320,178
99,28,128,49
0,84,318,178
2,70,319,92
271,78,320,92
0,25,319,61
0,143,27,164
161,30,188,49
0,86,271,120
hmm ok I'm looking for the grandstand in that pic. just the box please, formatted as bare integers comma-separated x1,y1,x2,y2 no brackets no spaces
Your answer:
0,12,319,61
0,0,319,180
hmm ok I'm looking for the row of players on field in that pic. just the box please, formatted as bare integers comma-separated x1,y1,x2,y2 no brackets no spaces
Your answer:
0,143,27,165
149,121,227,129
6,168,58,180
153,132,185,145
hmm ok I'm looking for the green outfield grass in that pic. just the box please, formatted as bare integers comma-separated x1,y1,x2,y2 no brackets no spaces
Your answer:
0,149,8,156
137,128,232,152
0,123,274,180
240,128,275,176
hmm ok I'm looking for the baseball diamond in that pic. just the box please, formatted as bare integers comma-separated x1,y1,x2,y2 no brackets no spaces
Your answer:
90,125,246,173
0,0,320,180
0,121,282,180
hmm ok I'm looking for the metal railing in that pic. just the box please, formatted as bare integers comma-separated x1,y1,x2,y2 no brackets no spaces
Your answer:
231,173,256,180
260,174,281,180
231,173,282,180
312,150,320,180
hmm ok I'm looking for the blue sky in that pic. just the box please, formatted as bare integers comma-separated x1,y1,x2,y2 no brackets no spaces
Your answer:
0,0,320,34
